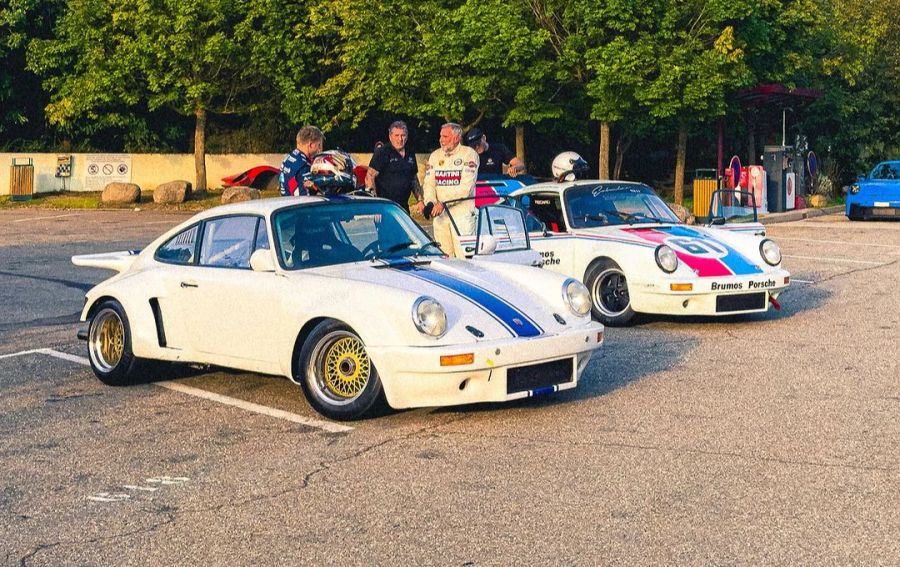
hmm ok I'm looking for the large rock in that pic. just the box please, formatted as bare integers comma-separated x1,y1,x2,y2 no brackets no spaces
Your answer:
221,186,260,204
153,180,192,204
102,182,141,204
668,203,696,225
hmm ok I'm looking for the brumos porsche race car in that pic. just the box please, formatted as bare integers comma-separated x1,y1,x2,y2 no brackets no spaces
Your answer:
453,153,790,326
72,196,603,420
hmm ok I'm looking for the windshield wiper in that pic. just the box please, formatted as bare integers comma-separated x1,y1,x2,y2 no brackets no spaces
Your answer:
412,240,443,256
370,240,415,260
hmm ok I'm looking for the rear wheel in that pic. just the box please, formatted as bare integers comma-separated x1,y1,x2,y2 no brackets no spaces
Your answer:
87,300,150,385
297,320,385,421
585,259,636,327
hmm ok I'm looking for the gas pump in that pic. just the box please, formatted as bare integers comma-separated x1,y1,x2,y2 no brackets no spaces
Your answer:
763,145,792,212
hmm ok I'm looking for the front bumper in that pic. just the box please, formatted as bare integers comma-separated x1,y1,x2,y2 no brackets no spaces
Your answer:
366,323,603,409
847,202,900,220
630,270,790,316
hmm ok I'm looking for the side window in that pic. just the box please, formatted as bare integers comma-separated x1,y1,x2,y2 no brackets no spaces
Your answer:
155,224,199,265
199,216,259,269
254,218,270,251
528,194,566,232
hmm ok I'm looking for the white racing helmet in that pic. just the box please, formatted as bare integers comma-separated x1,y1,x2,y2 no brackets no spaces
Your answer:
309,150,357,195
551,151,590,182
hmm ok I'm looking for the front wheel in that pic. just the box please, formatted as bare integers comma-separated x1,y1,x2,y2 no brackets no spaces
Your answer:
585,259,636,327
297,320,385,421
87,299,151,385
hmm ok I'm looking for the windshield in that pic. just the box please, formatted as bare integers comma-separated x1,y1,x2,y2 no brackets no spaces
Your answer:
564,184,680,228
869,162,900,180
273,200,442,269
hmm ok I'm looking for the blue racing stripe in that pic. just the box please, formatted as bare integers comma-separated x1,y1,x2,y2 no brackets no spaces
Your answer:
661,226,762,276
396,265,543,337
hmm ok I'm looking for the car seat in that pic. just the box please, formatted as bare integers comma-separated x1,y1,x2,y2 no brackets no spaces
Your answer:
292,222,363,268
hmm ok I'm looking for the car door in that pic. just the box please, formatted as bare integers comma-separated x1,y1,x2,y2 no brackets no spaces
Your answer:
174,215,284,366
514,192,575,274
470,205,542,266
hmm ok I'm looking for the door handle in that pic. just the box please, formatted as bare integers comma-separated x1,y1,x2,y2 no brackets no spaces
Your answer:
180,281,198,288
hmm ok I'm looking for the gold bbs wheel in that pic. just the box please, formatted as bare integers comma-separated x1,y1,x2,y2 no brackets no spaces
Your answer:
300,320,384,420
322,335,370,399
89,308,125,372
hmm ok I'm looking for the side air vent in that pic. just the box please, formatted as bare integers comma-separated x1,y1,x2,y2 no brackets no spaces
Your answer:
149,298,167,347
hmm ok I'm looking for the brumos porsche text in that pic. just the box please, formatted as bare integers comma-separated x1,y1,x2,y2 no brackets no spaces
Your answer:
710,279,777,291
540,250,561,266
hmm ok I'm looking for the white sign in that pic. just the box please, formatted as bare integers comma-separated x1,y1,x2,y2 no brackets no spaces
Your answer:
84,154,132,190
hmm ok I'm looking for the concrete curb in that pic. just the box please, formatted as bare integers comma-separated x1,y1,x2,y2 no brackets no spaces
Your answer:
759,205,844,225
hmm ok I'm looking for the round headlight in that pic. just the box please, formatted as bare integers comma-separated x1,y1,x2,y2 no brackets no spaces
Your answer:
849,184,860,194
655,245,678,273
563,278,592,316
760,239,781,266
412,296,447,338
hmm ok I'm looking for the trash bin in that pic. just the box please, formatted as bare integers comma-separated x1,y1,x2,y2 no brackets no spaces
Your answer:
10,158,34,201
692,169,718,221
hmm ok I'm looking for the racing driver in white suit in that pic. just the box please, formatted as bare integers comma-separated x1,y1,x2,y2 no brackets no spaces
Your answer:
421,123,479,258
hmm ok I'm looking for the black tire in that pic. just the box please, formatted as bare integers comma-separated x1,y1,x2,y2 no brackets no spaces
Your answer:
297,320,385,421
585,259,636,327
86,299,150,385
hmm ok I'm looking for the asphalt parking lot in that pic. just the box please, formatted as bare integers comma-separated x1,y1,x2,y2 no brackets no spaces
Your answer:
1,209,898,565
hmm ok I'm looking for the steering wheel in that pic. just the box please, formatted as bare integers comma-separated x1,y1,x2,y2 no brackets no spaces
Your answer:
361,241,381,259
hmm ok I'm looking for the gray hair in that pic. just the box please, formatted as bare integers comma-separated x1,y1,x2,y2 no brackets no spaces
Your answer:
441,122,463,138
296,125,325,145
388,120,408,135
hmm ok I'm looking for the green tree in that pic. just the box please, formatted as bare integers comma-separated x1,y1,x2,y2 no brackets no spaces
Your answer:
29,0,276,190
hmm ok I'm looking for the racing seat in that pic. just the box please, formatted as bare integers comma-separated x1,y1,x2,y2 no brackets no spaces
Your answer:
292,222,363,268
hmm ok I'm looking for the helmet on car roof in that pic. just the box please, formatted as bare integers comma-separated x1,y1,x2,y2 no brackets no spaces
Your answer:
551,151,589,182
309,150,357,195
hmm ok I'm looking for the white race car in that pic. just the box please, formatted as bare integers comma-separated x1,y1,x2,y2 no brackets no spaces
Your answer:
73,196,603,420
456,181,790,326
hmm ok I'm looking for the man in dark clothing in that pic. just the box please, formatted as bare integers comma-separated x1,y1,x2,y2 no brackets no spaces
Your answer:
365,120,423,212
279,126,325,196
464,127,526,176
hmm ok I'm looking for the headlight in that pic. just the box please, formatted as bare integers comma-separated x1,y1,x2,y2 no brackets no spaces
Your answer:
849,184,860,194
655,245,678,273
760,239,781,266
412,296,447,338
563,278,592,316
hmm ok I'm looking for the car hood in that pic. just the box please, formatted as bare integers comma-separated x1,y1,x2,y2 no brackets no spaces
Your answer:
577,224,766,277
292,258,573,338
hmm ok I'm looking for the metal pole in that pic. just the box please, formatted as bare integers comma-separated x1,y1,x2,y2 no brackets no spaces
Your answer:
782,109,786,146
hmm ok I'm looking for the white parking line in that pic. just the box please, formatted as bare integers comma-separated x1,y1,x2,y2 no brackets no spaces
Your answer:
1,348,351,433
783,254,884,265
11,213,79,223
776,236,900,249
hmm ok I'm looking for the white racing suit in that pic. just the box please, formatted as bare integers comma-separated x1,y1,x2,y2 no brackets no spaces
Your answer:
423,144,479,258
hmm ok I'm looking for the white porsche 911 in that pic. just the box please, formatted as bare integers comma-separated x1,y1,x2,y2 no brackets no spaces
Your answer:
456,181,790,326
73,196,603,420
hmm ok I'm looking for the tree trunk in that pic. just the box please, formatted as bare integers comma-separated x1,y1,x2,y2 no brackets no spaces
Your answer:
194,107,208,192
674,123,687,206
515,125,525,163
613,131,633,180
598,121,610,180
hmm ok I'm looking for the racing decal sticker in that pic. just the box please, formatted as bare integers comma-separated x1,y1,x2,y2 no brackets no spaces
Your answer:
622,226,762,277
435,171,462,186
393,265,543,337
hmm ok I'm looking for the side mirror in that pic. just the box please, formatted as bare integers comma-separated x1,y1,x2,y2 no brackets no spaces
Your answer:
709,217,726,226
250,248,276,272
477,234,498,255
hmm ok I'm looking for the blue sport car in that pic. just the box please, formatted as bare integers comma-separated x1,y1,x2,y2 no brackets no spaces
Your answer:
846,161,900,220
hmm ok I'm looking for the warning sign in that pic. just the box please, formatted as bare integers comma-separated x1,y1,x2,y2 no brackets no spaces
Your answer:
84,154,132,190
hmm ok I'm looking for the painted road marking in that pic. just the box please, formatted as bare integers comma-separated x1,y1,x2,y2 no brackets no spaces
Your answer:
783,254,884,265
1,348,352,433
87,492,131,503
776,237,900,249
11,213,80,223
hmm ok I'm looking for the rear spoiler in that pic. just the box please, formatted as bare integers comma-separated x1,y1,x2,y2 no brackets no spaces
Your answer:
71,250,141,273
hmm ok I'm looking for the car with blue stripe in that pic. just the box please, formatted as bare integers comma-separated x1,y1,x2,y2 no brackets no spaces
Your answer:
71,196,603,420
455,180,790,326
846,160,900,220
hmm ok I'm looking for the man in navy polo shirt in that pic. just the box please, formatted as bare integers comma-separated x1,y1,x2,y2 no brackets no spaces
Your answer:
464,127,525,176
365,120,423,213
279,126,325,196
